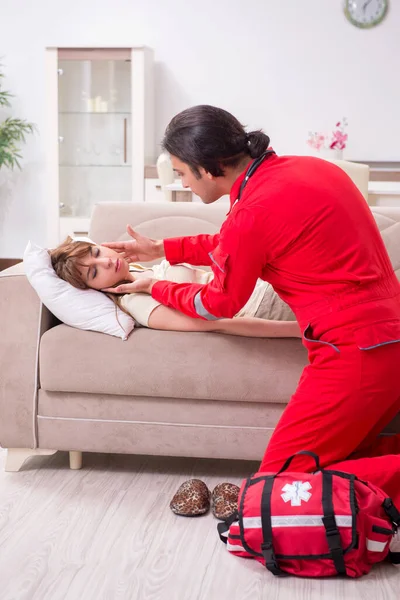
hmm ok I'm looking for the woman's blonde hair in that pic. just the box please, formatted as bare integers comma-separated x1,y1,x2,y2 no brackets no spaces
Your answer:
49,236,131,317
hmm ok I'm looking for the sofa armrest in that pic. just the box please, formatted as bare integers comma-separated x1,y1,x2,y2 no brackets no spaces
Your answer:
0,265,57,448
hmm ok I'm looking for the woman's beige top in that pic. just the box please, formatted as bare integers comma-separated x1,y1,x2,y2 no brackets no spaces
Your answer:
120,260,294,326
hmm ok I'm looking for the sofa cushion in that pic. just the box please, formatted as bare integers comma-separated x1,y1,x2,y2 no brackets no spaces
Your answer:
90,202,225,248
39,325,306,403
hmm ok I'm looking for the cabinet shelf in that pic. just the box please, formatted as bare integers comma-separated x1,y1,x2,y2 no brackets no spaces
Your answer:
59,164,131,168
46,46,154,246
59,111,130,115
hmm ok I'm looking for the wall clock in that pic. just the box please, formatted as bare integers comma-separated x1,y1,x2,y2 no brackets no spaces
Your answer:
344,0,388,28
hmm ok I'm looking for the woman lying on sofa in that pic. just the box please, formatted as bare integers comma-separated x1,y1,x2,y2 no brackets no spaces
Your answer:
50,237,301,338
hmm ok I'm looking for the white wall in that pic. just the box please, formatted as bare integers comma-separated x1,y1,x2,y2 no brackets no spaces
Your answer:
1,0,399,257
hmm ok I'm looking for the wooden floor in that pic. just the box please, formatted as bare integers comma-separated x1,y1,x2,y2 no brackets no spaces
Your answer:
0,449,398,600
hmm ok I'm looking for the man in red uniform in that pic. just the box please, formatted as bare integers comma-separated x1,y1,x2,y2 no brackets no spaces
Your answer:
104,106,400,507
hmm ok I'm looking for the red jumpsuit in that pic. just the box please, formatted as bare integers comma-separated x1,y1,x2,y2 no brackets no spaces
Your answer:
151,155,400,505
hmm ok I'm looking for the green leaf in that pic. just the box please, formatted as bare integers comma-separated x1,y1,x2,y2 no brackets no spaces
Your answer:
0,62,35,171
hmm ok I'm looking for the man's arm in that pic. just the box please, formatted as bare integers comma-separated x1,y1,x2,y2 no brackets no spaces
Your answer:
151,208,267,320
102,225,219,267
164,233,220,266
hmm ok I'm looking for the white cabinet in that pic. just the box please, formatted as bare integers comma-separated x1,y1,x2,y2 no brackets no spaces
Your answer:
45,47,154,245
368,181,400,207
145,178,166,203
144,178,192,203
144,178,231,204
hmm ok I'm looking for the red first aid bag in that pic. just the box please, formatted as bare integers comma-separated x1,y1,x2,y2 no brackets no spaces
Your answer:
218,451,400,578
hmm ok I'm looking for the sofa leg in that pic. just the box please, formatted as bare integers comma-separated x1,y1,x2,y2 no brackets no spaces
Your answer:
69,451,83,470
5,448,57,472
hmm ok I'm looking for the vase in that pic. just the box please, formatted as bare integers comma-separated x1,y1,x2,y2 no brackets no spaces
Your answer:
319,148,343,161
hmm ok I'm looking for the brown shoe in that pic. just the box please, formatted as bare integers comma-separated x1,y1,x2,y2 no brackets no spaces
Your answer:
211,483,240,520
170,479,211,517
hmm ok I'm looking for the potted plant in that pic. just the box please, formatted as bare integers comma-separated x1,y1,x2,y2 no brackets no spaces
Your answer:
0,66,35,171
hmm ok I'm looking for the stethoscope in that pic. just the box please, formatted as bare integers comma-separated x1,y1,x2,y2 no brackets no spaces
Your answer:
235,149,275,203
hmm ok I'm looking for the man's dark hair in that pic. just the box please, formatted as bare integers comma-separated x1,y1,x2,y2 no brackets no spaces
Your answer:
162,105,270,179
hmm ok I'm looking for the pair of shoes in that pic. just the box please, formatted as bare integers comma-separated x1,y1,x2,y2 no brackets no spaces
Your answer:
170,479,240,520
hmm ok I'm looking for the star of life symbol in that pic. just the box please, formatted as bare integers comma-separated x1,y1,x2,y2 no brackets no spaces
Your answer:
281,481,312,506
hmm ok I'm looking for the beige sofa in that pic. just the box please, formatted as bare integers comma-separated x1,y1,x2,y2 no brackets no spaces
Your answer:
1,201,400,472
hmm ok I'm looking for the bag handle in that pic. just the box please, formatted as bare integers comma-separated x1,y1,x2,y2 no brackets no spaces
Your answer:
389,551,400,564
382,498,400,527
261,476,287,577
275,451,321,476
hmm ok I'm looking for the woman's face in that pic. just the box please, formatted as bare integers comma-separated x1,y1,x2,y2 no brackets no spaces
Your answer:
78,245,130,290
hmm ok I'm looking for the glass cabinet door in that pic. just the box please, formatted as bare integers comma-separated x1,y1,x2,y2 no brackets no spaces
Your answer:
58,51,131,219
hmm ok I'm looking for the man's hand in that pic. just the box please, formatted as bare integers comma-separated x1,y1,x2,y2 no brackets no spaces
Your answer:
101,225,165,263
102,277,156,295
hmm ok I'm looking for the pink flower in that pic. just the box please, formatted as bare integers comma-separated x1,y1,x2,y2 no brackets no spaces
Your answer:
307,118,348,152
330,131,348,150
308,132,326,150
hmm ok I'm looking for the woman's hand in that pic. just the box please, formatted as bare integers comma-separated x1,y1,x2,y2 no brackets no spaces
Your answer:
101,225,165,263
102,277,156,295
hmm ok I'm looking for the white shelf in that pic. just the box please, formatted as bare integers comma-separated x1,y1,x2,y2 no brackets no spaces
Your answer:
369,182,400,193
59,217,91,241
46,46,155,247
59,111,130,115
59,164,131,168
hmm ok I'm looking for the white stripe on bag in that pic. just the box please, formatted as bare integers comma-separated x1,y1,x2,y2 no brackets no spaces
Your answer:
366,538,388,552
243,515,353,528
227,542,246,552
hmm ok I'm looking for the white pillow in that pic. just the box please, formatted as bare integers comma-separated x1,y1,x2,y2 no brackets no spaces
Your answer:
23,241,134,340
